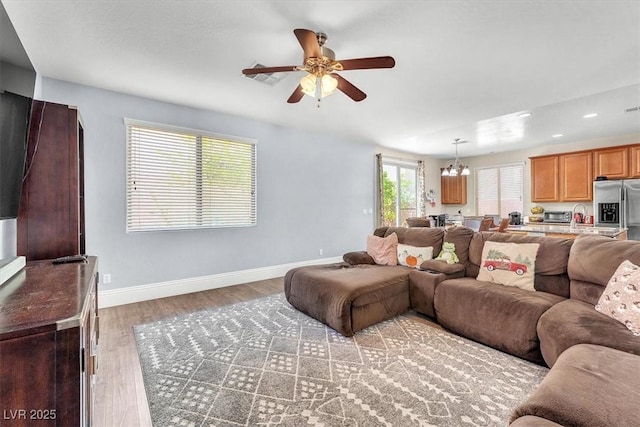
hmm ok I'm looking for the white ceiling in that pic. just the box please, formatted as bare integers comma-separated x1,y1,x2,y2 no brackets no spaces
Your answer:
3,0,640,159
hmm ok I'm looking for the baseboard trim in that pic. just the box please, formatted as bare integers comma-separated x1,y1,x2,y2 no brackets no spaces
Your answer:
98,256,343,308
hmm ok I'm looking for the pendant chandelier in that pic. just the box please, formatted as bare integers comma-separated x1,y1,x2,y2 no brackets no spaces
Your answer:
441,138,470,177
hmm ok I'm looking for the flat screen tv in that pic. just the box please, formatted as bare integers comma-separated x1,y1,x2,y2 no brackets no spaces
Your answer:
0,90,32,219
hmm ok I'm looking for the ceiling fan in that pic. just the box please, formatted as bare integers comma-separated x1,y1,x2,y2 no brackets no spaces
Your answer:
242,29,395,104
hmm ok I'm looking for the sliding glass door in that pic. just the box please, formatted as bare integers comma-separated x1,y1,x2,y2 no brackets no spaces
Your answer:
382,162,417,227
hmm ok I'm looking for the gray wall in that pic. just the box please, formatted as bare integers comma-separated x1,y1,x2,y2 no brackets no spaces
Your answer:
40,78,377,290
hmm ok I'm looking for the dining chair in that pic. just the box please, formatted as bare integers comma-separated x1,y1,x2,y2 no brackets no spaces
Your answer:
489,218,510,232
478,218,494,232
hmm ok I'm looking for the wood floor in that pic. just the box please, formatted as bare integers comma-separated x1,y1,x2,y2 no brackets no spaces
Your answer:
93,277,438,427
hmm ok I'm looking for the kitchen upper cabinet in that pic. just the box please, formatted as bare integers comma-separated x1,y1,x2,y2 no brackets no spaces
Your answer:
593,146,629,179
531,155,559,202
630,145,640,178
559,151,593,201
441,175,467,204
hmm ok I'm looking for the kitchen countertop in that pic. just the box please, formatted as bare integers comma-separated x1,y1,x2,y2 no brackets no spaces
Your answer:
506,224,627,237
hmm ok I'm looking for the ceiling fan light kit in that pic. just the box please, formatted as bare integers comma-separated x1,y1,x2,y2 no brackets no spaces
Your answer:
442,139,471,177
242,29,395,106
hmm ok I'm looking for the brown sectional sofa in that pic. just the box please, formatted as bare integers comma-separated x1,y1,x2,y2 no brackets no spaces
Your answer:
284,226,640,426
537,236,640,366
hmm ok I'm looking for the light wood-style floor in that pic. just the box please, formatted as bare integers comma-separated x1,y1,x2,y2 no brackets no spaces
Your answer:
93,277,438,427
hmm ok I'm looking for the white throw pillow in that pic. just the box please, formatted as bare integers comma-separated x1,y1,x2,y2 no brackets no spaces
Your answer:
476,241,540,291
397,244,433,268
595,259,640,336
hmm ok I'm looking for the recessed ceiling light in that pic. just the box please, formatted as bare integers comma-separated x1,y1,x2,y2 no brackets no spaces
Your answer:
552,134,564,138
583,113,598,119
517,112,533,118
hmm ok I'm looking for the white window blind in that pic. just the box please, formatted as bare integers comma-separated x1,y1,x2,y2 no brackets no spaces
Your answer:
475,163,523,217
126,120,256,232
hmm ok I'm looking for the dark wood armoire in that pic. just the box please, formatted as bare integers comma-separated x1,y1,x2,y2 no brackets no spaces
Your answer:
17,100,85,260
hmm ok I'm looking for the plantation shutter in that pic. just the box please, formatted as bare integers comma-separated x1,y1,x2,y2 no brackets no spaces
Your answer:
126,119,256,232
475,163,523,217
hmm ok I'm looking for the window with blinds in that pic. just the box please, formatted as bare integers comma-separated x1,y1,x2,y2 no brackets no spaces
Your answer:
475,163,523,217
125,119,256,232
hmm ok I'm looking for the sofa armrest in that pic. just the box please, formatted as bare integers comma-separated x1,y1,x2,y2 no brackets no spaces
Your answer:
343,251,376,265
420,259,465,275
409,269,465,318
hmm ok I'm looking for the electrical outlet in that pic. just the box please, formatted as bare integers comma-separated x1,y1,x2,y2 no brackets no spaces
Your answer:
103,273,111,284
319,249,323,256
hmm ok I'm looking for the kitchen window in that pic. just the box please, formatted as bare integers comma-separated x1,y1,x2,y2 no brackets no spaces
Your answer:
475,163,524,217
125,119,256,232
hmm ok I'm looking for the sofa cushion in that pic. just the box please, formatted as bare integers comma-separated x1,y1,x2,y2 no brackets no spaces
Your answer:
476,241,539,291
443,226,474,266
510,344,640,427
595,259,640,336
420,259,466,274
468,232,573,297
537,298,640,367
568,235,640,305
383,226,444,256
284,263,410,337
397,243,433,268
366,232,398,265
434,277,565,364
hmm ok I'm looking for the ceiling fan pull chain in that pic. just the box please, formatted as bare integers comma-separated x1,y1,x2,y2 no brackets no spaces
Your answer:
316,77,322,108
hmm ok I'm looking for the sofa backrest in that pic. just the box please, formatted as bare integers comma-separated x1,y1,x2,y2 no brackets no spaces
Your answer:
443,226,475,265
378,226,445,257
467,232,574,297
568,235,640,305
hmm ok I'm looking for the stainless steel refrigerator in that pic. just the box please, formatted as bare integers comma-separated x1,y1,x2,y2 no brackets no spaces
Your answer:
593,179,640,240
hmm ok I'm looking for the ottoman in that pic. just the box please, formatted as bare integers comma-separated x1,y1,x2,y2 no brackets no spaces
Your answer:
284,263,411,336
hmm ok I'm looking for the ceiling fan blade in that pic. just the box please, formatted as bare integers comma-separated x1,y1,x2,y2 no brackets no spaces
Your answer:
242,65,299,75
337,56,396,71
294,28,321,59
333,74,367,102
287,86,304,103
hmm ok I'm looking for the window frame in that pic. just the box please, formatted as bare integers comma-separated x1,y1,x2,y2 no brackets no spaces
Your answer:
381,158,420,227
125,118,257,233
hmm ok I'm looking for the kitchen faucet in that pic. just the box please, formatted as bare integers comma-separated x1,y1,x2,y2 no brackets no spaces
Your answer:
570,203,587,228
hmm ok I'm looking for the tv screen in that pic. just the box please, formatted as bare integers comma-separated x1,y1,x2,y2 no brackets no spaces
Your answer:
0,91,32,219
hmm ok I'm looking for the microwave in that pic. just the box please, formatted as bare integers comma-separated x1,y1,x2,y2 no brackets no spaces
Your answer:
543,211,572,223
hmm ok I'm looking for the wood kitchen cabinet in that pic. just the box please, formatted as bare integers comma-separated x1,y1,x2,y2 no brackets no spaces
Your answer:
441,174,467,204
630,145,640,178
18,100,85,261
530,155,559,202
559,151,593,201
0,257,99,427
593,146,629,179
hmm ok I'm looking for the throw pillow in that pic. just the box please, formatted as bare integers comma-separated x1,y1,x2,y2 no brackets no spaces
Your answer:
366,233,398,266
476,241,540,291
595,260,640,336
397,244,433,268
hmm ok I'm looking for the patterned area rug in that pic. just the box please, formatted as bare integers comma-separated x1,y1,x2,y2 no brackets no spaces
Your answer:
134,293,547,426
